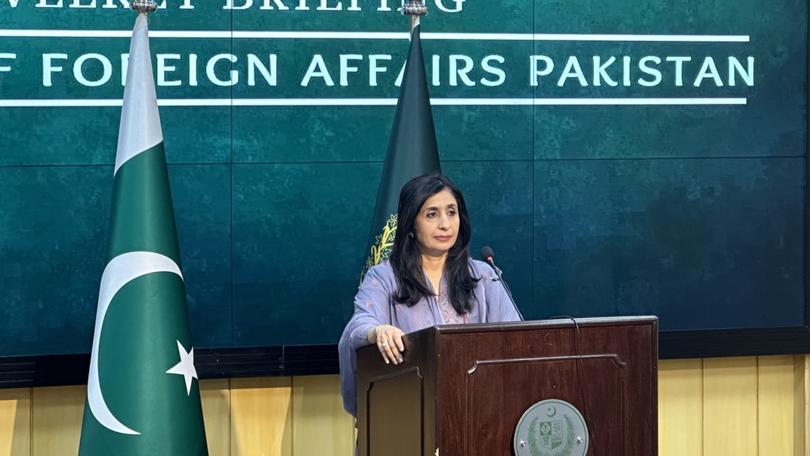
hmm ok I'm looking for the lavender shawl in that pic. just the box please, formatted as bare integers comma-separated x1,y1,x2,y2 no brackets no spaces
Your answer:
338,259,521,416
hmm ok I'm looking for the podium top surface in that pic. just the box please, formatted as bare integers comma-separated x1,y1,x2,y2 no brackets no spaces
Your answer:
425,315,658,335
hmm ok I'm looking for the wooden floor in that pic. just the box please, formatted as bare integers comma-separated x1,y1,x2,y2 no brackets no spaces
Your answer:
0,355,805,456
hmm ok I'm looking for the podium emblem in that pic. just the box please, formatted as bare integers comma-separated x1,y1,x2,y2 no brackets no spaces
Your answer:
514,399,588,456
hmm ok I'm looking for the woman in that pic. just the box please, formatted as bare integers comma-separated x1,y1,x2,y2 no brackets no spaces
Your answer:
338,173,522,417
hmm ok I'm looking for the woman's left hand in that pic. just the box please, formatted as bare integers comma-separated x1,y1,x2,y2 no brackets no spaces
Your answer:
368,324,406,365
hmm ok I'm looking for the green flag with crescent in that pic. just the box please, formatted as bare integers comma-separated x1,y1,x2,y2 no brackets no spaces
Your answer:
362,21,441,279
78,11,208,456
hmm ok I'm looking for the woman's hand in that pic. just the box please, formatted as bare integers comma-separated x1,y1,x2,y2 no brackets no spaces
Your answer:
368,325,406,365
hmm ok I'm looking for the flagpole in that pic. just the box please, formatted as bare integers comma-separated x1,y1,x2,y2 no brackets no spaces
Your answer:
402,0,427,31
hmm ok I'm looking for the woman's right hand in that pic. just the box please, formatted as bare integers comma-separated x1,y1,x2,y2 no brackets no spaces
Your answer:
368,324,406,365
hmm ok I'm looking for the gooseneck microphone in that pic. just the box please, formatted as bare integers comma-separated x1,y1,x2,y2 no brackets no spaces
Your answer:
480,246,524,321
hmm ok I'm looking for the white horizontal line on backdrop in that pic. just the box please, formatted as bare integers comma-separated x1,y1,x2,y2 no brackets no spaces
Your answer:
0,29,751,42
0,98,748,107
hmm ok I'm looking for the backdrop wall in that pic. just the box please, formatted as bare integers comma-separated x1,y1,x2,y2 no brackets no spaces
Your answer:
0,0,805,356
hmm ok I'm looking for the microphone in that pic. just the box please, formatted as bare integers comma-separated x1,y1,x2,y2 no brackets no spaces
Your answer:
480,246,503,276
479,246,524,321
480,245,494,261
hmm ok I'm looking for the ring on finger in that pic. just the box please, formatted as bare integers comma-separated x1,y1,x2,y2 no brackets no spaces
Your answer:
381,341,389,347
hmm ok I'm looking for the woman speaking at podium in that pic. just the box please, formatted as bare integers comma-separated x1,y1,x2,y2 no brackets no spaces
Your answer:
338,173,522,417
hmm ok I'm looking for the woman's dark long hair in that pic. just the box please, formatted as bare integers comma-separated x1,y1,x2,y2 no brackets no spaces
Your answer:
389,173,478,314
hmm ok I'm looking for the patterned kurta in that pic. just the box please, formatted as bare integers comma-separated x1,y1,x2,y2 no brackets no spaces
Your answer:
338,259,522,416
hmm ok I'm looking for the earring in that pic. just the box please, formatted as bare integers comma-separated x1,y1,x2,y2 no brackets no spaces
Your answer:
408,232,414,238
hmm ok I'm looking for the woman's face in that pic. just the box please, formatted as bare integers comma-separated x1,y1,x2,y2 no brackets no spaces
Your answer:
413,188,460,257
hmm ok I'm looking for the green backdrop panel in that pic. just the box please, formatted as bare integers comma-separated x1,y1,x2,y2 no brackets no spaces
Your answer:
0,0,805,356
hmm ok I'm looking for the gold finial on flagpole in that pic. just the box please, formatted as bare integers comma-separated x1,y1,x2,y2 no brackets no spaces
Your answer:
402,0,427,30
132,0,157,14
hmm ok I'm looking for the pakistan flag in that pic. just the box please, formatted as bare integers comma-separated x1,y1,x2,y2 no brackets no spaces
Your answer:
78,12,208,456
362,23,441,278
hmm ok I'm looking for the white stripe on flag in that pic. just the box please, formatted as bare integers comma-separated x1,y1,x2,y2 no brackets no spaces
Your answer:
114,14,163,176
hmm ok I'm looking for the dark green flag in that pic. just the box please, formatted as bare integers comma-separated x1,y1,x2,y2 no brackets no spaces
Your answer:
362,24,441,277
79,12,208,456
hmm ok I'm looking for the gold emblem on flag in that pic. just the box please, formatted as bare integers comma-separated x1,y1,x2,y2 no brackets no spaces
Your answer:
368,213,398,266
362,213,398,279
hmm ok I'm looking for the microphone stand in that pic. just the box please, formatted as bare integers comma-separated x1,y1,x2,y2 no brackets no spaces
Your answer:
484,258,524,321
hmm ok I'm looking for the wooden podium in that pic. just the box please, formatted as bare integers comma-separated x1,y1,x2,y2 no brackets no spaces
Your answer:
356,316,658,456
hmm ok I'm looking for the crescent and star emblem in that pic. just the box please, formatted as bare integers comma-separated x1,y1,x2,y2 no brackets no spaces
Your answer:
87,251,184,435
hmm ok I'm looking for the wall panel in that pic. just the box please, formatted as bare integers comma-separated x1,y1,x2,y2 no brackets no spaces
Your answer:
0,356,804,456
0,388,30,456
201,379,231,456
291,375,354,456
703,357,759,456
758,356,796,456
658,359,703,456
230,377,292,456
30,386,83,456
